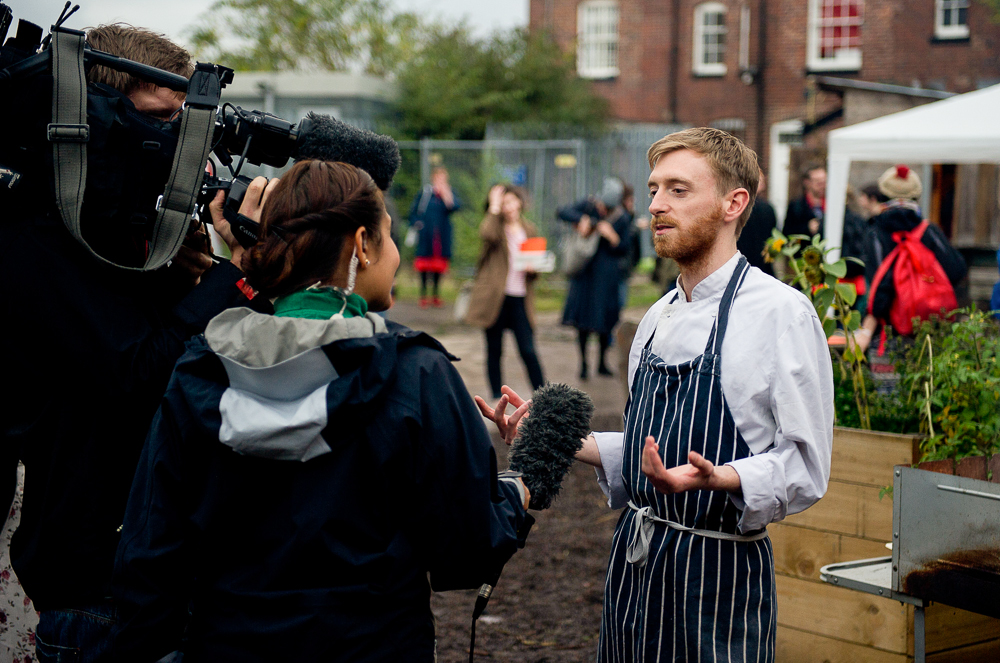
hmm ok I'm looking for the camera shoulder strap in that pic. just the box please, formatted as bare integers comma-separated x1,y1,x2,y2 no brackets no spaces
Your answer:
49,30,213,272
49,29,91,253
145,96,215,270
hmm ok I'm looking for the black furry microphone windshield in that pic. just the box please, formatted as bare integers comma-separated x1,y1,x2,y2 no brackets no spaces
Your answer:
294,112,401,191
508,383,594,510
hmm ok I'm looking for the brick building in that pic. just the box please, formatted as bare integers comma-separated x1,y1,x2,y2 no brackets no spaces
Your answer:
530,0,1000,221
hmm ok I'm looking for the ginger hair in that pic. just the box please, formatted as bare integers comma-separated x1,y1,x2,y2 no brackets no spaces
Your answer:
647,127,760,232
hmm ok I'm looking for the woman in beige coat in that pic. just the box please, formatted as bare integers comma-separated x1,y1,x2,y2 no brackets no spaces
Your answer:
465,185,546,398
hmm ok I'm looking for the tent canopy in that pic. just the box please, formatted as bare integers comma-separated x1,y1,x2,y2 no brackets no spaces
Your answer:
824,84,1000,259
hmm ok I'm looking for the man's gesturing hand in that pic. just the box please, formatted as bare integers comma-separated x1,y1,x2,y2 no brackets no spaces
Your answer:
640,437,742,495
474,385,530,447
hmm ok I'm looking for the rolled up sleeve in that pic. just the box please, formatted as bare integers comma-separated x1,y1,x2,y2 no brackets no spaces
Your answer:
725,310,834,533
593,432,628,509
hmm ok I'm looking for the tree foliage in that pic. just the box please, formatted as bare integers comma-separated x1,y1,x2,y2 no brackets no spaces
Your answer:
187,0,423,75
976,0,1000,23
391,27,608,140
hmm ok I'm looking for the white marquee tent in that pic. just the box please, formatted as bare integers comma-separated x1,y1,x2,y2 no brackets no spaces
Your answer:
824,83,1000,259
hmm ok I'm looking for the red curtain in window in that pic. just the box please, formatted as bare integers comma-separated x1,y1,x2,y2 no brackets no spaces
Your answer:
819,0,863,58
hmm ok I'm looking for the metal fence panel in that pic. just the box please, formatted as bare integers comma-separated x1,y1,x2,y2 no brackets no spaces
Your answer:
390,124,684,274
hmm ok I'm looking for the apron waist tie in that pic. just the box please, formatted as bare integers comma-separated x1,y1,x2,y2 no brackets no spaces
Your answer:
625,501,769,567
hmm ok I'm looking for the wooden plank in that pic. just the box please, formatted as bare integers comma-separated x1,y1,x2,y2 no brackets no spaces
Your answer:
830,427,917,487
777,626,908,663
781,481,894,540
925,603,1000,654
770,524,889,581
785,481,863,536
927,638,1000,663
860,483,894,540
776,575,909,653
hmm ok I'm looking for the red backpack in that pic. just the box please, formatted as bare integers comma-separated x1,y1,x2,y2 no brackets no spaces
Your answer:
867,221,957,337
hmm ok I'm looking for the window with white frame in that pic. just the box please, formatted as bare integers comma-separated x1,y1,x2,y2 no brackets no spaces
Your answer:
577,0,619,79
935,0,970,39
693,2,728,76
807,0,864,71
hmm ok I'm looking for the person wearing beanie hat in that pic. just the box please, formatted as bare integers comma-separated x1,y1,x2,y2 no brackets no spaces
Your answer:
854,164,966,353
877,164,922,201
600,177,625,210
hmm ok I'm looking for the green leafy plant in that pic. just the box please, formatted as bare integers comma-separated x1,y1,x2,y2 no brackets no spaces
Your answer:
833,372,920,434
901,309,1000,462
765,231,871,428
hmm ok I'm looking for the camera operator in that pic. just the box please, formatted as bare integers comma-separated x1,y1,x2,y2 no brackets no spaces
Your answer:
0,24,271,662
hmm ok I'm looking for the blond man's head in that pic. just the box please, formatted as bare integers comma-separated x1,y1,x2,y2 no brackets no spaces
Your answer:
647,128,760,234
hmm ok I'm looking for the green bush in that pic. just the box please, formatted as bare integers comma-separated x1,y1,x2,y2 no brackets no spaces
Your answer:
833,372,921,434
902,309,1000,462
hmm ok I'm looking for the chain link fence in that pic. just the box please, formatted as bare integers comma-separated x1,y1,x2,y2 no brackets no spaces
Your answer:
387,123,685,276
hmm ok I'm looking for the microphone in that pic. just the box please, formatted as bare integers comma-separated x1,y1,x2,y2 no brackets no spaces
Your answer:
468,384,594,661
294,112,401,191
508,382,594,510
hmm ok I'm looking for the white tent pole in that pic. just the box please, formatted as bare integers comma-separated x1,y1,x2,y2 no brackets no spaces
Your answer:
824,155,851,262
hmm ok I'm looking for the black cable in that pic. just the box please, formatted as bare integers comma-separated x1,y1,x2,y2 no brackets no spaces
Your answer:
232,133,252,178
469,615,477,663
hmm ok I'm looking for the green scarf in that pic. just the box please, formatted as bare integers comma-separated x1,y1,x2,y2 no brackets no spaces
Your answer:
273,288,368,320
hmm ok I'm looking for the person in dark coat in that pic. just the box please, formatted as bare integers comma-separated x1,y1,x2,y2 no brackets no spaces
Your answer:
408,166,460,307
0,25,262,662
559,178,632,378
854,165,967,354
111,161,533,663
618,185,643,307
736,169,777,276
784,162,826,239
856,183,888,220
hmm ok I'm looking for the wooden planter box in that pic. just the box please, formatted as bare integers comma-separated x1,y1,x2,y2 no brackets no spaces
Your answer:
772,426,1000,662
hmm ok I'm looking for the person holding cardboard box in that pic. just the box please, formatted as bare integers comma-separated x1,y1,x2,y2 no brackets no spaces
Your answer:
466,184,547,398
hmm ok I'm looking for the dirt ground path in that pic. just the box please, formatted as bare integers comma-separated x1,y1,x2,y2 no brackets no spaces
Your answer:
385,300,646,662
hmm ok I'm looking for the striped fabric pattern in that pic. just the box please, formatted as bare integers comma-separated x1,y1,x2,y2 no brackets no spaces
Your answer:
600,257,776,662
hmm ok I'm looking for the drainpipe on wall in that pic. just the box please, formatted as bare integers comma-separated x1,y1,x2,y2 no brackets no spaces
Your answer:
756,0,767,163
669,0,680,122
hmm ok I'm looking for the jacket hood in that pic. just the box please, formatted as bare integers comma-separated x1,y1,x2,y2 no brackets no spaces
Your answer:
204,308,392,462
873,205,922,234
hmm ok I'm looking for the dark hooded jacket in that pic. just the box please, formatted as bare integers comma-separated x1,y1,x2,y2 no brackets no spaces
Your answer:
0,202,252,611
111,308,532,662
865,205,967,323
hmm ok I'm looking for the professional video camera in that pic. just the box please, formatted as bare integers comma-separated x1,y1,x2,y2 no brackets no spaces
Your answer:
0,2,400,270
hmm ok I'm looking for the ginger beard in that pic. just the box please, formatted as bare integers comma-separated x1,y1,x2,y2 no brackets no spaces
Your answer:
650,203,726,266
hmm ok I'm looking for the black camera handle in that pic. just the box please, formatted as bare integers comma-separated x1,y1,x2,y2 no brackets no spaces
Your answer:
47,27,222,271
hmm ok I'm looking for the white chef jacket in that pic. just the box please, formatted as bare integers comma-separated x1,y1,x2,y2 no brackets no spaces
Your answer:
594,252,834,533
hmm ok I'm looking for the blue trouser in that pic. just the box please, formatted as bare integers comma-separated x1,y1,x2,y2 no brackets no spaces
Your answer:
36,601,117,663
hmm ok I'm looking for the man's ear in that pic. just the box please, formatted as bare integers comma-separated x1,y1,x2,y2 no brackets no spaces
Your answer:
722,188,750,223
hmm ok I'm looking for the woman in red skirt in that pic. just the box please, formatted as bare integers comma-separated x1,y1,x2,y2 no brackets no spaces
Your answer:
408,166,461,307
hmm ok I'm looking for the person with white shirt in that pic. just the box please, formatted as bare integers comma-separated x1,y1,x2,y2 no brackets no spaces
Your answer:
479,128,833,662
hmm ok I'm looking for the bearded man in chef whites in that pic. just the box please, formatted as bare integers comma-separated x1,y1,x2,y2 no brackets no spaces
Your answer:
487,127,834,661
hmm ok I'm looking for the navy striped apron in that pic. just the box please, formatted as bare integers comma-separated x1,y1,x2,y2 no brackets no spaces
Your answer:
599,257,776,663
